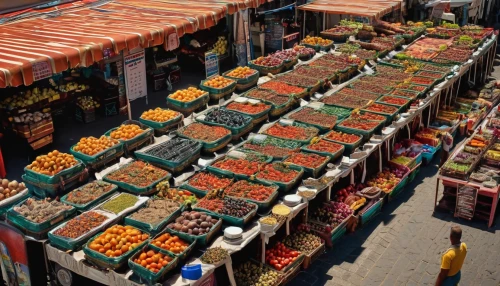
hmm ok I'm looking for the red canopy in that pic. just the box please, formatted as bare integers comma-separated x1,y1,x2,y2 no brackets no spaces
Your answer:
298,0,401,19
0,0,265,87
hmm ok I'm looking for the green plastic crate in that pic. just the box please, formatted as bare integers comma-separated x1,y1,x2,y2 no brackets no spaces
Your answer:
225,180,280,210
262,122,320,144
60,181,118,212
24,158,85,185
181,171,234,198
322,131,363,154
248,61,284,75
222,68,260,85
0,190,30,217
83,228,150,270
134,140,202,174
70,142,124,167
195,108,254,136
6,197,76,234
283,153,330,178
104,120,154,153
103,161,171,195
166,216,222,246
193,200,258,227
176,124,232,153
22,169,89,199
376,95,412,111
335,122,381,140
206,152,273,180
301,141,345,161
166,91,209,110
124,201,182,235
358,198,383,226
128,246,179,285
283,106,339,132
254,164,304,193
149,228,197,261
389,176,409,199
48,210,117,251
139,111,183,130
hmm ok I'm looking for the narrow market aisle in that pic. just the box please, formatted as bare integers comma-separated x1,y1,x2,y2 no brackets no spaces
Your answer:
290,157,500,286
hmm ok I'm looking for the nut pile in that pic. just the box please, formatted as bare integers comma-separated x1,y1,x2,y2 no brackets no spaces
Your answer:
283,232,322,254
64,181,114,205
14,198,72,223
128,200,180,225
235,261,282,286
200,246,229,264
168,211,219,236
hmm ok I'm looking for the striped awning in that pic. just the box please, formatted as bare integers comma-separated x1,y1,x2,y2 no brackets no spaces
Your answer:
0,0,265,87
298,0,401,18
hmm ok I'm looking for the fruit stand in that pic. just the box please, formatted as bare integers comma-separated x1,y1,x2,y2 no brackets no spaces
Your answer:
1,19,499,286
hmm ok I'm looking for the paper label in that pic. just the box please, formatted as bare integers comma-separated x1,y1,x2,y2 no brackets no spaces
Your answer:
307,102,324,110
363,66,374,75
300,99,308,107
197,114,206,121
279,119,294,126
227,150,246,159
252,134,268,143
369,60,376,66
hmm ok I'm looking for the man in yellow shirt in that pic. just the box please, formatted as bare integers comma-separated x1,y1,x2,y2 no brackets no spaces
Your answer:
435,226,467,286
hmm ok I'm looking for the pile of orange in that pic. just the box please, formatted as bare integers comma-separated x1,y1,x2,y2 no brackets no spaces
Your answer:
73,136,120,156
88,225,149,258
110,124,144,140
132,249,173,273
302,36,332,46
26,150,78,176
152,233,190,254
141,108,179,123
203,76,234,89
226,67,256,78
169,87,206,103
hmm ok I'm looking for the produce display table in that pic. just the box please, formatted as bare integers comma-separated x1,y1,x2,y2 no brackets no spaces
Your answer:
435,175,499,227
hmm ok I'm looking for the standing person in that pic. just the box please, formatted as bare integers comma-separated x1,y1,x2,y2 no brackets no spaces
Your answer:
435,226,467,286
437,131,453,167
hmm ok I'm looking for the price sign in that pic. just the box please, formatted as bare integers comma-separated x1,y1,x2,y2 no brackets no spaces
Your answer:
32,61,53,81
205,52,219,79
455,185,478,220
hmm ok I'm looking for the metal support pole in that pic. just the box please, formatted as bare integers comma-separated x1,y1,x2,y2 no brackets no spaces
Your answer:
303,11,306,38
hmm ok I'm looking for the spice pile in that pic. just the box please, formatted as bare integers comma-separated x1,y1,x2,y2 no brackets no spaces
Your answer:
53,211,108,238
100,193,138,214
65,181,115,205
128,200,180,225
14,198,73,223
106,161,169,187
179,123,231,142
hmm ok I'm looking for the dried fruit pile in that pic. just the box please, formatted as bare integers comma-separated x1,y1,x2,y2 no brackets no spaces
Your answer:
212,155,268,176
179,123,230,142
324,131,361,144
202,76,234,89
275,74,319,88
13,198,72,223
143,138,200,162
265,242,301,271
168,211,219,236
225,181,276,202
88,225,149,257
259,81,306,96
53,211,108,238
128,200,180,225
100,193,138,214
26,151,78,176
169,87,206,103
73,136,120,156
338,119,380,130
141,108,179,123
226,102,270,115
306,139,343,154
151,233,190,254
110,124,145,140
257,163,300,183
245,89,289,106
132,249,174,273
364,103,399,115
203,109,251,128
65,181,115,205
321,95,370,109
187,172,232,192
288,107,338,128
284,153,328,168
264,124,318,141
106,161,169,188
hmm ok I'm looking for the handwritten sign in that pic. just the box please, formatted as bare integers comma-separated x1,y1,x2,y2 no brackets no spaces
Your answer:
205,52,219,79
124,49,147,101
455,185,478,220
32,61,53,81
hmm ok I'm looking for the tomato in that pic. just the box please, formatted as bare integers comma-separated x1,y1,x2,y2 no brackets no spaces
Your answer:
283,259,290,265
270,260,278,266
275,264,283,271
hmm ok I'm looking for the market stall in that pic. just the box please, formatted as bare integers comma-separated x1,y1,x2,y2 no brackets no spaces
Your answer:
1,18,499,286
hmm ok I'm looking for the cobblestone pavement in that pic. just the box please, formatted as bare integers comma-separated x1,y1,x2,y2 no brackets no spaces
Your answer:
289,58,500,286
289,157,500,286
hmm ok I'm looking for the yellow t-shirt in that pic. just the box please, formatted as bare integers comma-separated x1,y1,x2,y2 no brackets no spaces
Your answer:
441,242,467,276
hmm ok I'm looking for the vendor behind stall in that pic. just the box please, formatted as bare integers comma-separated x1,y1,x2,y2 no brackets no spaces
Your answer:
437,131,453,167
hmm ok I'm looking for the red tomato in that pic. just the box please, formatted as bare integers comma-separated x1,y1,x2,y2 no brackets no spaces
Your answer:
270,260,278,266
275,264,283,271
283,259,290,265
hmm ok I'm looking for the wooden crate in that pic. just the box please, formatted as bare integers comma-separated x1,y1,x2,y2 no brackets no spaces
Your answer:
30,134,53,150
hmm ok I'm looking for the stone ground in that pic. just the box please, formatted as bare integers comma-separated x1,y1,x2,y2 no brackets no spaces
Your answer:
289,56,500,286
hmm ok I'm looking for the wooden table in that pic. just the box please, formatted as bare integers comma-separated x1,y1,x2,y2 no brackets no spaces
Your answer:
435,174,500,227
